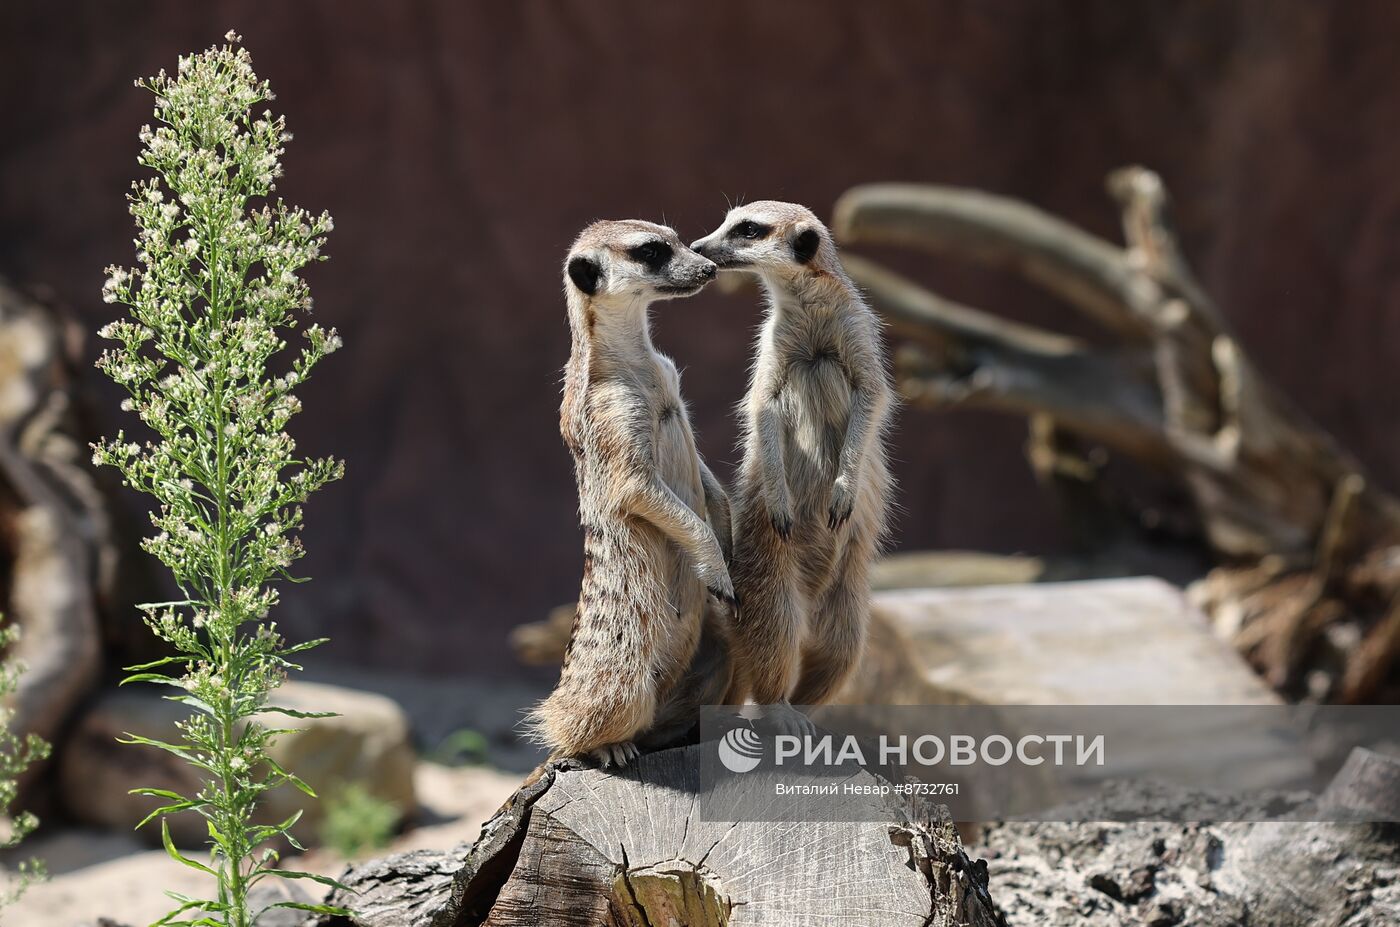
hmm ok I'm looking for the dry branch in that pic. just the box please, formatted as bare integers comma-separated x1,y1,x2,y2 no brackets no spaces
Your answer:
834,169,1400,700
0,280,119,784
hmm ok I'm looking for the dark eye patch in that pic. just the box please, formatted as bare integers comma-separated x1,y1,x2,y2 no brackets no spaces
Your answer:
728,220,771,241
627,240,673,271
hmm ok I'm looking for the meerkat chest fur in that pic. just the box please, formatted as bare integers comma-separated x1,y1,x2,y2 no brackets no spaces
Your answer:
758,277,873,498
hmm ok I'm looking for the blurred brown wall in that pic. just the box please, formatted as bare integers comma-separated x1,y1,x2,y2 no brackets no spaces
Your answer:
3,1,1399,675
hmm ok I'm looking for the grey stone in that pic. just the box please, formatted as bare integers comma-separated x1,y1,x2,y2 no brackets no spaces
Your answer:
60,681,417,847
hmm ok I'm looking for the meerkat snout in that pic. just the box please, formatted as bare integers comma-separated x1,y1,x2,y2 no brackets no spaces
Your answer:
566,222,717,301
690,201,826,273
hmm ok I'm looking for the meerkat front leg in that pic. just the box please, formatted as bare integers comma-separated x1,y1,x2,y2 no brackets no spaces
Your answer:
828,374,877,529
625,475,737,611
758,395,794,539
698,458,733,562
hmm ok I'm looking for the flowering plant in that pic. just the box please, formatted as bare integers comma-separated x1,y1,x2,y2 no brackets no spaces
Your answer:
93,32,346,927
0,620,48,909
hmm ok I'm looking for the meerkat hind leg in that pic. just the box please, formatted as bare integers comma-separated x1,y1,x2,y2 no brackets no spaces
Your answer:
731,507,804,704
790,547,870,708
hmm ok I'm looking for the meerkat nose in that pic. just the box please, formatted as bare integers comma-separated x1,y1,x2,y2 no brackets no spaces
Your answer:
699,262,717,280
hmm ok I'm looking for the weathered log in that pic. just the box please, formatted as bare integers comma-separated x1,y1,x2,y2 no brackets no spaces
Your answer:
980,753,1400,927
832,171,1400,701
309,745,1001,926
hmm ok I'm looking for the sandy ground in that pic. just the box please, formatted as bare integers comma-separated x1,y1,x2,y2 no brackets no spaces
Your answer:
9,762,521,927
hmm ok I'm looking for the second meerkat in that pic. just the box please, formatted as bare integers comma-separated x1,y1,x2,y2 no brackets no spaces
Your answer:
693,202,893,725
530,219,735,768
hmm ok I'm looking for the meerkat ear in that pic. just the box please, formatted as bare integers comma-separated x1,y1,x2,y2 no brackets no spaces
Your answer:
567,256,600,295
791,226,821,265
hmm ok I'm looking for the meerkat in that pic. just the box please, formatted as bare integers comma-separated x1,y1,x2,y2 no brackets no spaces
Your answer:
528,219,736,768
691,202,893,733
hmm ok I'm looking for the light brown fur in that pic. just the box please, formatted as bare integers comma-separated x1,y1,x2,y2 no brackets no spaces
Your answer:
693,202,894,723
528,220,734,767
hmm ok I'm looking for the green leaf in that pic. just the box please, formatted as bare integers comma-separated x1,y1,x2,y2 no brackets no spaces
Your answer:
249,808,304,848
254,868,354,893
148,898,213,926
271,808,303,835
124,655,190,672
135,800,198,832
258,901,353,918
256,705,336,719
121,672,185,688
279,637,329,656
118,733,213,772
163,693,217,716
130,787,190,802
264,755,317,797
158,821,216,880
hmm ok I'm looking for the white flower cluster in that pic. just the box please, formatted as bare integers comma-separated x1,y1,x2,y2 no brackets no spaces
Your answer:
94,35,342,635
91,33,349,922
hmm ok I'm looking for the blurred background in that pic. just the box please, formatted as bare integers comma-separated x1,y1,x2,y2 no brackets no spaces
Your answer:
5,1,1399,678
8,3,1400,922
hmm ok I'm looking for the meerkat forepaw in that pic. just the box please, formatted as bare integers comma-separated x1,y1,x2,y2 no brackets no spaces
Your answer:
708,584,739,617
698,557,736,597
589,741,640,769
704,562,738,616
828,480,855,530
770,507,794,540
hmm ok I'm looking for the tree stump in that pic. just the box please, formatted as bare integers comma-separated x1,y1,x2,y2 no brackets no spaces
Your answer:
310,744,1001,926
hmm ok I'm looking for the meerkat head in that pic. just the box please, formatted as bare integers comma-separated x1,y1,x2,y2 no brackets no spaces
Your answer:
564,220,717,305
690,201,832,277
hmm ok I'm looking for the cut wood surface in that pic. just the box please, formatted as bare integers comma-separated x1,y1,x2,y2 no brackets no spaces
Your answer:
309,745,1000,927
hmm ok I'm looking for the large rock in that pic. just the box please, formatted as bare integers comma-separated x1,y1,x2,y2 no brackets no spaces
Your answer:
59,681,417,847
874,577,1282,706
868,578,1312,798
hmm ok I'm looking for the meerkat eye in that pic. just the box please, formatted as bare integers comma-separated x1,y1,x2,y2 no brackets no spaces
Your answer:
729,220,769,241
628,240,672,271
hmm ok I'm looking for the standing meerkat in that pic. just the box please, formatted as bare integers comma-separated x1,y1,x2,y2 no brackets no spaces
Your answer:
692,202,893,731
529,219,736,768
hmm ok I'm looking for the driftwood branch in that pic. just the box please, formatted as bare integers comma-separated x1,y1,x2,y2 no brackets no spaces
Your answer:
832,182,1155,339
834,170,1400,700
0,281,117,785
